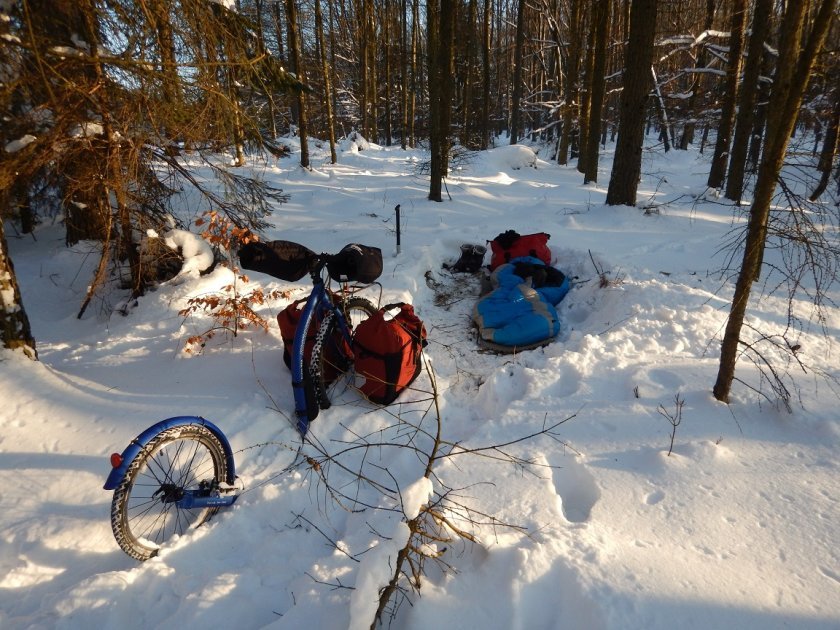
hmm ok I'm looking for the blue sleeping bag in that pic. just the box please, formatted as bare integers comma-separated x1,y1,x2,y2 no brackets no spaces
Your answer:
473,256,571,351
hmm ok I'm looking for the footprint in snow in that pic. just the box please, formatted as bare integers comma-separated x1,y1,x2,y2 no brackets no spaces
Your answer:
551,456,601,523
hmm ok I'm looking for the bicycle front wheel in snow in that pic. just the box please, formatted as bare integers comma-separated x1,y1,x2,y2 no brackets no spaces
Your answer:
110,424,228,561
310,297,376,410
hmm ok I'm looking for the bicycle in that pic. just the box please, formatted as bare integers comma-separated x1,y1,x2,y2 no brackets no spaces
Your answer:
103,241,382,561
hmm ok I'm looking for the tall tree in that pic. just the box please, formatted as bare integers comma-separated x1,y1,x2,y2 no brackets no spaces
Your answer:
314,0,337,163
576,2,595,172
400,0,410,149
427,0,455,201
285,0,310,167
725,0,773,202
556,0,582,165
713,0,838,403
480,0,492,148
707,0,747,189
809,90,840,201
605,0,659,207
678,0,715,150
0,216,37,359
509,0,527,144
582,0,610,184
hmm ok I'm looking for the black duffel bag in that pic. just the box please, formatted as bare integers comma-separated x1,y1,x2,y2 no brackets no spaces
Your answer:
327,244,383,284
238,240,316,281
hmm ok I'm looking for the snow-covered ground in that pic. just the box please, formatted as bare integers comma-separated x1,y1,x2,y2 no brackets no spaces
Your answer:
2,136,838,629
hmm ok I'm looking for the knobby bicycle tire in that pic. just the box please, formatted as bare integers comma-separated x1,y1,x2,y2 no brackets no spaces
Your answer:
110,424,228,561
309,297,376,410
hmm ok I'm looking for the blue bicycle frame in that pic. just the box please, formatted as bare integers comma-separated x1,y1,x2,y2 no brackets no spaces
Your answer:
291,266,355,436
103,415,240,509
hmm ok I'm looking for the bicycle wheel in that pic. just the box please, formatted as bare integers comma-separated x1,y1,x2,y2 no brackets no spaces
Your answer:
110,424,228,561
310,297,376,410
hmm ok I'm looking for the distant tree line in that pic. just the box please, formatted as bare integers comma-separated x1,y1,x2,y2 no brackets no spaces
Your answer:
1,0,838,406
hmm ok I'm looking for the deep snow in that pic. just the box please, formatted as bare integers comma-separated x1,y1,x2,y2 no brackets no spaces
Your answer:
1,136,839,630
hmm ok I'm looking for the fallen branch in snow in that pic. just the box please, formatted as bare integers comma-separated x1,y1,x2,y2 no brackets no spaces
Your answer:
294,352,576,629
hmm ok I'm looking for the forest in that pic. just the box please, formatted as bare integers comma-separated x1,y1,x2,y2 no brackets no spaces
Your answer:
1,0,839,404
1,3,840,626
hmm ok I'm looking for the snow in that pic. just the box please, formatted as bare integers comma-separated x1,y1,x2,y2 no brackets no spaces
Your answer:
68,122,104,138
162,228,215,276
4,134,36,153
1,136,839,630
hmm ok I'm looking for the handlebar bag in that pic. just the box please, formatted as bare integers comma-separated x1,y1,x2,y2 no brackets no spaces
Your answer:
327,244,383,284
239,240,316,281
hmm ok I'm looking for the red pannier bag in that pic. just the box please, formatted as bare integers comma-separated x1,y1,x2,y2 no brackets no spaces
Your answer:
352,303,427,405
488,230,551,270
277,299,348,382
277,299,313,370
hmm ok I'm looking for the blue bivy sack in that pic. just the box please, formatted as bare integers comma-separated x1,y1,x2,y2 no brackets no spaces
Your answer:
472,256,571,352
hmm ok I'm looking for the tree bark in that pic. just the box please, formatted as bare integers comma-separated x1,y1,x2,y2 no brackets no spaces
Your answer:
315,0,337,163
576,6,596,173
480,0,491,148
713,0,837,403
809,92,839,201
285,0,310,168
556,0,582,165
509,0,527,144
461,0,478,147
725,0,773,202
583,0,610,184
0,209,38,359
678,0,715,150
707,0,747,190
400,0,409,149
427,0,455,201
605,0,658,207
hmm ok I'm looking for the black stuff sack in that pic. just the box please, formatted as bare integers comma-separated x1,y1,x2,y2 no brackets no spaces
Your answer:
352,303,427,405
239,240,316,281
327,244,383,284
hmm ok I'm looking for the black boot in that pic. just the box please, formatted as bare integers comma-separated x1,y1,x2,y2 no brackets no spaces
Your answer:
452,244,486,273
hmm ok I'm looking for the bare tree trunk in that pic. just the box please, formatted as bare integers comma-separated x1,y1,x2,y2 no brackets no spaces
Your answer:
556,0,582,165
481,0,491,148
427,0,455,201
384,0,393,146
427,0,443,201
576,8,596,172
651,66,671,152
0,210,37,359
678,0,714,150
462,0,478,147
315,0,337,163
725,0,773,202
410,0,419,147
509,0,526,144
400,0,409,149
286,0,310,168
810,92,839,201
605,0,658,207
713,0,837,403
366,0,378,140
707,0,747,189
583,0,609,184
